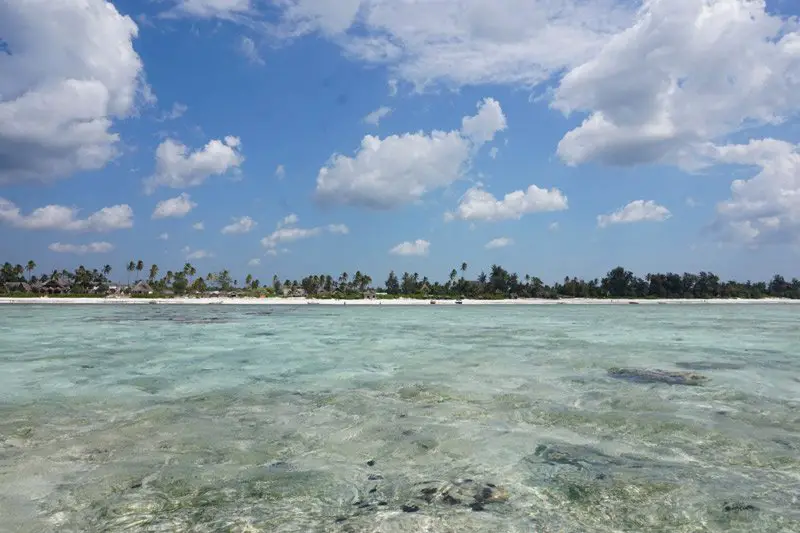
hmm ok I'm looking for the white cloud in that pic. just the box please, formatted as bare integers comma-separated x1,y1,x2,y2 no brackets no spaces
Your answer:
277,0,364,36
261,215,347,250
461,98,507,145
485,237,513,249
49,242,114,254
0,198,133,232
327,223,349,234
446,184,568,222
221,215,257,234
239,36,264,65
158,102,187,121
709,139,800,245
489,147,499,159
248,258,261,266
548,221,560,231
158,232,169,240
552,0,800,168
389,239,430,256
275,164,286,180
193,221,205,230
152,193,197,219
0,0,152,184
315,98,506,209
597,200,672,228
388,79,398,97
144,136,244,193
261,226,321,248
363,106,392,126
686,197,700,208
272,0,632,90
183,246,214,260
166,0,252,19
277,213,299,228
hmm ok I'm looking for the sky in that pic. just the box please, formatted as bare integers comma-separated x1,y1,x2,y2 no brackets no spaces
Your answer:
1,0,799,284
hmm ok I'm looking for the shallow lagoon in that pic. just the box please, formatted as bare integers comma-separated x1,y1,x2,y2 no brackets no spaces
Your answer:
0,304,798,532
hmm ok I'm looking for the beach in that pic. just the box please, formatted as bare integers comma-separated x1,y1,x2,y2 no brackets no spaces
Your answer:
2,296,799,305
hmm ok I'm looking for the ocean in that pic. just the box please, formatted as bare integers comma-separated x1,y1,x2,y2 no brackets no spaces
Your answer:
0,304,798,532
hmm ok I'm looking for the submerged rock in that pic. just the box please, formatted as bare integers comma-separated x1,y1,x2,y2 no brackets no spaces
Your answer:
414,478,509,510
723,501,758,512
608,367,708,386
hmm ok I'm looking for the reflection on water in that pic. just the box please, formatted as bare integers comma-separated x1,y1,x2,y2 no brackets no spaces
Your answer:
0,305,798,532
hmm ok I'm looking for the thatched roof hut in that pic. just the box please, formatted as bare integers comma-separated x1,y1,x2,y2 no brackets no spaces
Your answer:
130,281,153,295
37,277,71,294
4,281,31,293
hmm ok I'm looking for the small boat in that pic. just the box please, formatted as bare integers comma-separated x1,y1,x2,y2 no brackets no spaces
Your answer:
430,300,436,304
455,300,463,305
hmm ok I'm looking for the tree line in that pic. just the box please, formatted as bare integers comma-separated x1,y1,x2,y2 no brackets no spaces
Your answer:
3,260,799,299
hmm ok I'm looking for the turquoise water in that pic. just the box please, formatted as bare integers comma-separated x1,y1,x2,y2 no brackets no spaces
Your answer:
0,304,798,532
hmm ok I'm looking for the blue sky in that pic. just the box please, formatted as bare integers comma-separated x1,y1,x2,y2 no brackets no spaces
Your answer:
1,0,799,284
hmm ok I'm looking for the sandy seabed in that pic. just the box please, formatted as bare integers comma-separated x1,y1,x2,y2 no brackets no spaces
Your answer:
1,296,799,306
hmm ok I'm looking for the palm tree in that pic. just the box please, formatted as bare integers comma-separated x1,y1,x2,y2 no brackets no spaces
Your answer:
102,264,112,280
135,260,144,282
449,268,457,285
461,262,468,276
25,260,36,282
149,264,159,282
126,261,135,286
245,274,253,287
184,263,195,283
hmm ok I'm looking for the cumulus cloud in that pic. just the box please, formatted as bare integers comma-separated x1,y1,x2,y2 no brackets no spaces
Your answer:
548,222,560,231
552,0,800,168
193,221,205,230
489,147,499,159
144,136,244,193
275,164,286,180
461,98,507,145
485,237,513,249
49,242,114,254
277,213,299,228
158,232,169,240
597,200,671,228
261,215,347,250
315,98,506,209
389,239,430,256
248,258,261,266
0,0,152,184
152,193,197,219
182,246,214,260
708,139,800,246
363,106,392,126
446,184,567,222
221,215,257,234
0,198,133,232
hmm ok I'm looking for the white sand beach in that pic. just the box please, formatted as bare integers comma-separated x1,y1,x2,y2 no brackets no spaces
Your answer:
1,296,798,306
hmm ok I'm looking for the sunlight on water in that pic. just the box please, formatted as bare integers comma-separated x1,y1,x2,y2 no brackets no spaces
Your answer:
0,305,798,532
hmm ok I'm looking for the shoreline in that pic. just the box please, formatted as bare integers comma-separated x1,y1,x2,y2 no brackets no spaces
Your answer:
1,296,799,306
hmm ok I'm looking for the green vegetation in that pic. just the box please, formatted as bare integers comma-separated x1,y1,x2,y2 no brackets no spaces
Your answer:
1,261,799,299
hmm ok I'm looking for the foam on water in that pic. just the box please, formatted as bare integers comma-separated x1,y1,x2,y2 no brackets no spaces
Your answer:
0,304,798,532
